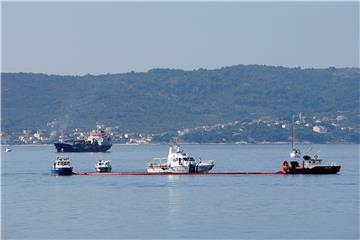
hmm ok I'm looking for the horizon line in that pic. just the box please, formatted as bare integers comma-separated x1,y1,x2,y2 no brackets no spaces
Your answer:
2,64,359,77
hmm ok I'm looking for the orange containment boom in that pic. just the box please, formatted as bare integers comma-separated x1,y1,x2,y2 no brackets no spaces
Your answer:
74,171,283,176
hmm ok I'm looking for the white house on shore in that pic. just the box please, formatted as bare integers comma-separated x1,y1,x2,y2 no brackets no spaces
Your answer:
313,125,327,134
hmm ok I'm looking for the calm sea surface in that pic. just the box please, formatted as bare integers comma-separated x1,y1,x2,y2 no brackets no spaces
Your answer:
1,144,359,239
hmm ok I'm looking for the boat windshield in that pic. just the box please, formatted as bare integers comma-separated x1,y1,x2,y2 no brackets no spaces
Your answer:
304,159,322,166
311,159,322,164
56,161,70,166
180,157,194,162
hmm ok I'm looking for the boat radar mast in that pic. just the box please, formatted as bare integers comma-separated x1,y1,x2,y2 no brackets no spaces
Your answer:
290,115,301,158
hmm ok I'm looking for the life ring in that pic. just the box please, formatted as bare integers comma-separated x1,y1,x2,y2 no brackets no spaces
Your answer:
281,161,289,173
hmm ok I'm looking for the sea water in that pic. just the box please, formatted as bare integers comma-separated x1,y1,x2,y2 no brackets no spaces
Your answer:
1,144,359,239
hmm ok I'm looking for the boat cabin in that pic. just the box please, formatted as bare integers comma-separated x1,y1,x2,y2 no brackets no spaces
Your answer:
168,145,196,167
54,157,71,167
56,156,69,160
303,155,322,168
171,156,196,165
97,160,111,166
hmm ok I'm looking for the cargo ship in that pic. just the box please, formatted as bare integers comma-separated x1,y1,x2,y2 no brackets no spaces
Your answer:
54,130,112,152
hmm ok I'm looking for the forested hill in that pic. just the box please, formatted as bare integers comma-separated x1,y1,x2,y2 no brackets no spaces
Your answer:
1,65,359,134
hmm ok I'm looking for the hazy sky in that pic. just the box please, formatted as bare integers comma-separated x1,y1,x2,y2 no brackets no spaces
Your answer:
2,1,359,75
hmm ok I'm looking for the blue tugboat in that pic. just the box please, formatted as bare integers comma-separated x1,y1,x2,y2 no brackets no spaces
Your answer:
54,130,112,152
51,156,73,175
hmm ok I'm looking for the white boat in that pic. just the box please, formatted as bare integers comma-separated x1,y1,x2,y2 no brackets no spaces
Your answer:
290,148,301,158
95,160,112,172
147,144,215,173
4,147,12,152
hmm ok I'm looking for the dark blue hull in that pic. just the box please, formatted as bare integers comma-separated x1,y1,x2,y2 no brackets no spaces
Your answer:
286,166,341,174
51,168,73,175
54,142,112,152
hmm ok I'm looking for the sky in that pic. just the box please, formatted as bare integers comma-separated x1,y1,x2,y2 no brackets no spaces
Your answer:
1,1,359,75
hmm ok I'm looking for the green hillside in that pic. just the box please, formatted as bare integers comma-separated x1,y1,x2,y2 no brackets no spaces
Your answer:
1,65,359,135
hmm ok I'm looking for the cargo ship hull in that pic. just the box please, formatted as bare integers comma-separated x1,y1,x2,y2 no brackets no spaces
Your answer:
54,142,112,152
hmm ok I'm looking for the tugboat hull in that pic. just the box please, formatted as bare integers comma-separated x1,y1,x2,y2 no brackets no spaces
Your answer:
54,143,112,152
286,166,341,174
51,168,73,176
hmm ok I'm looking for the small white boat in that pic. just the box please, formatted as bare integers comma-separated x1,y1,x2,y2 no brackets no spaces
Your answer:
290,148,301,158
147,143,214,173
4,147,12,152
95,160,112,172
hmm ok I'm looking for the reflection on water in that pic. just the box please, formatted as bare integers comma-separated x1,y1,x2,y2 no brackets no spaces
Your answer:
167,175,182,218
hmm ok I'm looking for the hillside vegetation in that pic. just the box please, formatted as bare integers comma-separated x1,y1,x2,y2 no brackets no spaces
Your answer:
2,65,359,135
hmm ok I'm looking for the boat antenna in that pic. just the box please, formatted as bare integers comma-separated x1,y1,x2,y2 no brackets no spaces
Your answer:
291,115,295,150
60,148,64,157
171,137,179,146
304,145,313,155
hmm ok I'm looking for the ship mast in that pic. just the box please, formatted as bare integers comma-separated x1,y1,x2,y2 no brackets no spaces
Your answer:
290,114,301,158
291,115,295,150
